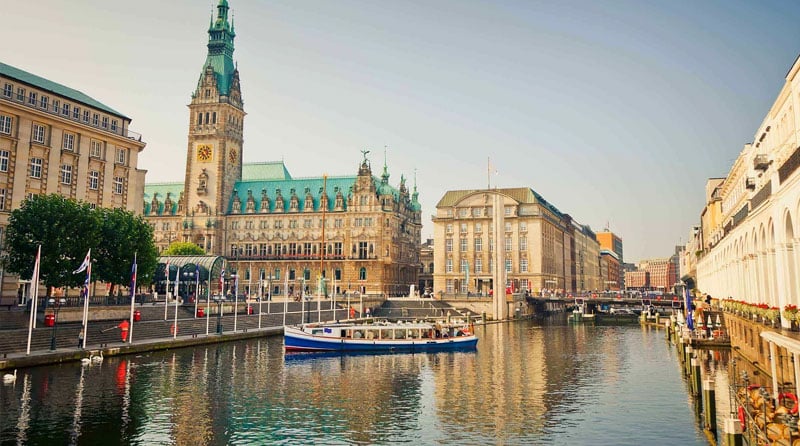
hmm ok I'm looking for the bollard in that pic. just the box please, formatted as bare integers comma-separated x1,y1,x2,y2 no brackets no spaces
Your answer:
691,357,702,396
703,379,716,432
685,346,693,375
724,417,743,446
482,312,487,325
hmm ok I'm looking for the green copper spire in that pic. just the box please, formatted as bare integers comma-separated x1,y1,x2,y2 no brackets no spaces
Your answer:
199,0,236,96
411,168,421,211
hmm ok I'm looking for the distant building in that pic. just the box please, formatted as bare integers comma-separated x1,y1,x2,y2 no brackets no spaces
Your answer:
143,0,421,297
600,249,620,291
432,187,601,298
625,270,649,290
638,258,675,293
0,62,147,301
596,230,624,288
418,238,434,296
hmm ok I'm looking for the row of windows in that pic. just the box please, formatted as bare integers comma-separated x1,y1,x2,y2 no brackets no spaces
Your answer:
228,242,346,258
445,236,527,252
225,217,352,231
445,206,516,218
3,82,120,133
444,258,529,274
445,278,526,294
0,114,128,164
26,157,122,193
445,221,527,234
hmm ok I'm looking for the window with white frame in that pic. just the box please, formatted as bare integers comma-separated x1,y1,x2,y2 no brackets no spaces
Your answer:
89,171,99,190
460,238,467,252
30,158,42,178
0,188,6,210
460,222,467,233
475,222,482,233
0,150,9,172
2,84,11,97
505,237,512,252
520,236,527,251
446,223,453,233
446,258,453,273
0,115,11,134
52,99,59,113
489,238,494,252
475,258,482,273
72,106,80,120
445,238,452,253
505,259,512,273
521,258,528,273
101,116,108,128
111,120,117,132
460,259,468,273
113,176,123,194
15,87,24,101
489,258,494,272
27,91,36,106
504,222,512,232
116,148,126,164
62,132,75,151
474,237,482,252
40,96,48,109
446,279,454,294
32,124,46,144
520,222,527,232
25,193,36,202
460,278,468,293
92,114,99,126
505,206,513,216
83,110,90,123
62,103,70,116
60,164,72,184
90,140,102,158
472,207,481,217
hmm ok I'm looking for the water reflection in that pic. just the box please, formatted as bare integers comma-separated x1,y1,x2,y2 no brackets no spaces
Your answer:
0,320,714,445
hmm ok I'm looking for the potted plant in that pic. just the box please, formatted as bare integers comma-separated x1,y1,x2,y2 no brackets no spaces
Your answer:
784,305,799,330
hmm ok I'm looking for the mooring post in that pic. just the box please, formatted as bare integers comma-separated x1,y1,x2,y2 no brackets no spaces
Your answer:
691,356,702,396
685,346,693,375
724,417,743,446
703,379,716,433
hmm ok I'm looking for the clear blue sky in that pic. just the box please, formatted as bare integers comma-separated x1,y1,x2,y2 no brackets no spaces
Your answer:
4,0,800,262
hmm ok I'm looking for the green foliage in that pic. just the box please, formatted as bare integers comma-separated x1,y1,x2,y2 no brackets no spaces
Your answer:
3,195,100,289
2,194,157,291
163,242,205,256
94,208,159,290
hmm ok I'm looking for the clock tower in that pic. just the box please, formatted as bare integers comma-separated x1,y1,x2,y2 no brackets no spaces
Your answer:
184,0,244,253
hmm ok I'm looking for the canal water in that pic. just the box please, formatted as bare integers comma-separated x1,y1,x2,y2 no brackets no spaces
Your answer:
0,319,729,445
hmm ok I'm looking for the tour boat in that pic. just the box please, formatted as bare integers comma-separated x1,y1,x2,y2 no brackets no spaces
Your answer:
284,320,478,353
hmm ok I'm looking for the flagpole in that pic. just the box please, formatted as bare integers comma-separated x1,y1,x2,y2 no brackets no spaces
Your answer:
194,265,199,318
233,274,239,332
205,267,211,335
164,257,170,321
81,249,91,349
25,245,41,355
173,266,179,339
258,269,263,330
128,253,137,344
283,268,288,326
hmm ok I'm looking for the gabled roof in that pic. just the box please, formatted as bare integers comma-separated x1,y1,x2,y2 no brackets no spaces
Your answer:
436,187,564,219
0,61,128,119
242,161,292,181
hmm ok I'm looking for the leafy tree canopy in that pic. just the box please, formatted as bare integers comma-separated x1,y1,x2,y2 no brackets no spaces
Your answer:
2,194,157,292
163,242,204,256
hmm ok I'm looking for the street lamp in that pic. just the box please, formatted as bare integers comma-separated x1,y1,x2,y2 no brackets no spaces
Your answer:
49,298,66,350
213,295,225,334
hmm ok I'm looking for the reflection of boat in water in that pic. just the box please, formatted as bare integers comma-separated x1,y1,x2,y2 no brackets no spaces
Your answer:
284,320,478,353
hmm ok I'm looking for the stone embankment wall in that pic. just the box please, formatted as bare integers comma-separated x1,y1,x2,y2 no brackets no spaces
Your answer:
726,313,797,386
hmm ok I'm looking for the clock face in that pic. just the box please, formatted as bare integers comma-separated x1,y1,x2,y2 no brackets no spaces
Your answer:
196,144,213,162
229,149,238,164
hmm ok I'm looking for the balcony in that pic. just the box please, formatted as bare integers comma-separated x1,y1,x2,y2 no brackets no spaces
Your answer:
753,154,770,171
745,177,756,190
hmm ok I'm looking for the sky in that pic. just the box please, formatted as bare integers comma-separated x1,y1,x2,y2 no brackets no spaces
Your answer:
4,0,800,263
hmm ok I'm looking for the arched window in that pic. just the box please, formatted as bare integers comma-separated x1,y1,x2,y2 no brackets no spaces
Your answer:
359,267,367,281
212,112,217,124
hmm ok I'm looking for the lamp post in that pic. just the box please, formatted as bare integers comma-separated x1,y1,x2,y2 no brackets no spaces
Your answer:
49,298,66,350
213,295,225,334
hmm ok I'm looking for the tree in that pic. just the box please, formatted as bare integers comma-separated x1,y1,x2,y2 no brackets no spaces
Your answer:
3,195,100,293
93,208,159,294
163,242,205,256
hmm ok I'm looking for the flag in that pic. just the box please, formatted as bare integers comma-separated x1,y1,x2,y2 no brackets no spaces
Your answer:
73,249,91,274
130,258,137,298
684,287,694,331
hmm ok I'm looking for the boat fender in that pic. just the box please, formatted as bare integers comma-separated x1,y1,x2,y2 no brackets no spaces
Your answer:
779,393,799,415
738,406,747,431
